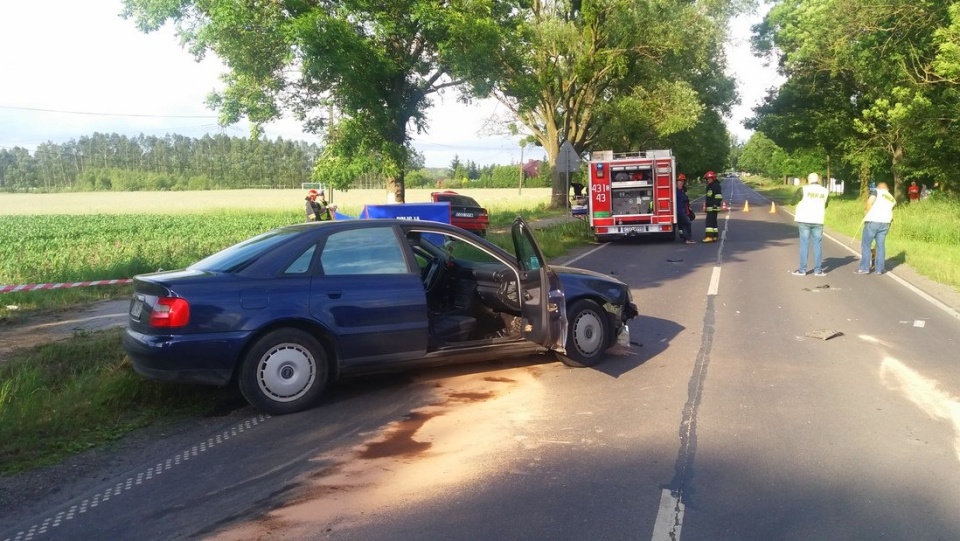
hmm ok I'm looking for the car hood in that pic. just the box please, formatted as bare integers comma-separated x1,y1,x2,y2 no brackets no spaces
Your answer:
553,265,622,283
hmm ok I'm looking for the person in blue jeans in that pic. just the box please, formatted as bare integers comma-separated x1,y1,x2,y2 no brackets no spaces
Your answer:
791,172,830,276
857,182,895,275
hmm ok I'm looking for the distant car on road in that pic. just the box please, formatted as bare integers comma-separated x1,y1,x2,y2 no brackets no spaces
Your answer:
123,218,637,414
431,190,489,236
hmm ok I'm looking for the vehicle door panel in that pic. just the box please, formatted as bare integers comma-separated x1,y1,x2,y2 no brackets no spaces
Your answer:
511,218,567,352
310,226,428,365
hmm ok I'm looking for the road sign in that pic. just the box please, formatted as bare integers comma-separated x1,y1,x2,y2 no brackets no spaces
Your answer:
557,141,581,173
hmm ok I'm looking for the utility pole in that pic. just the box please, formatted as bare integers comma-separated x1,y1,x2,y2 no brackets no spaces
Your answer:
518,144,524,195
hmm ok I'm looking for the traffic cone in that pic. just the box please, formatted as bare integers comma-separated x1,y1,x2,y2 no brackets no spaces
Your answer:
722,201,728,210
743,200,750,212
769,202,777,213
703,201,707,212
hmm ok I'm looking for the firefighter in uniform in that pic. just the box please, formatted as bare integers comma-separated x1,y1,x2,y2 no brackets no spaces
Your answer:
702,171,722,242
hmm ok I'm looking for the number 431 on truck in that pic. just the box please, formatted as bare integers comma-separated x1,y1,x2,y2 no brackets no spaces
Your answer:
587,149,678,243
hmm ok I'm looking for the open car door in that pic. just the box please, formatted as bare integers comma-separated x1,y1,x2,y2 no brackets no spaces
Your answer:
511,217,567,353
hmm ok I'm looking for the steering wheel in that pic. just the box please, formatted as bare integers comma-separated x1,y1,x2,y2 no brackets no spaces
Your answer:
422,257,444,294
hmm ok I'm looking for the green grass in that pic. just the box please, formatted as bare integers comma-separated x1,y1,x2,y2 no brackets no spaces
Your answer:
0,329,236,475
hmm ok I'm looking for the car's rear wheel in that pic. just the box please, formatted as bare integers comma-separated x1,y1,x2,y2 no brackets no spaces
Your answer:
558,299,610,368
239,329,329,414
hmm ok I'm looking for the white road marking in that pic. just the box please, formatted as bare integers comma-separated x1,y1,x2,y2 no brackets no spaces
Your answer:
560,242,608,266
879,357,960,463
708,266,721,296
914,320,926,328
652,488,684,541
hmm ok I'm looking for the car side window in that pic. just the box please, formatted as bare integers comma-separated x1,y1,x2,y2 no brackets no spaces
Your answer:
320,227,408,275
283,245,316,275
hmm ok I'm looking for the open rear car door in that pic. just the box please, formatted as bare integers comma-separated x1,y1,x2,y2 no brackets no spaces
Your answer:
511,217,567,353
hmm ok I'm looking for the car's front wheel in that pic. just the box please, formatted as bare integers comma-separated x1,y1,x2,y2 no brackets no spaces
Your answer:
558,299,611,368
239,329,329,414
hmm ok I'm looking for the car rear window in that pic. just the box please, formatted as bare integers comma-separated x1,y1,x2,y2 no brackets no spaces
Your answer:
190,229,301,273
435,194,480,207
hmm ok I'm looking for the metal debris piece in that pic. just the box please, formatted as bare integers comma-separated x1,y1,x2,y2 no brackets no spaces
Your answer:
666,259,684,263
805,329,844,340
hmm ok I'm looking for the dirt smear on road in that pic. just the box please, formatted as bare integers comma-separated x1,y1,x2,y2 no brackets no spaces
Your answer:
206,365,546,540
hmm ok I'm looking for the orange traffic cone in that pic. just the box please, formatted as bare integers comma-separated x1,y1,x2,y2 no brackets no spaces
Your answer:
769,202,777,213
722,201,728,210
743,200,750,212
703,201,707,212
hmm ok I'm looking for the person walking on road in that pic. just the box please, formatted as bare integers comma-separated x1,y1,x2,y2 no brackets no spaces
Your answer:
702,170,722,243
791,172,830,276
856,181,895,275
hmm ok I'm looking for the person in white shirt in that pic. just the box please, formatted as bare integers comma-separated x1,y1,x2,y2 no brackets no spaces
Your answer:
791,172,830,276
856,181,896,275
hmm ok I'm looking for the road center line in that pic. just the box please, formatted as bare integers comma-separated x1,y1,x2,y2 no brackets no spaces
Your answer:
708,266,721,296
652,488,685,540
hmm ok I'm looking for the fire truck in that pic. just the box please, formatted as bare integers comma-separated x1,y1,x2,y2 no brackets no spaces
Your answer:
586,149,678,242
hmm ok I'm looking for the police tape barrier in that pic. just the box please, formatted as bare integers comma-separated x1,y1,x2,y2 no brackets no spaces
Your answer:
0,279,132,294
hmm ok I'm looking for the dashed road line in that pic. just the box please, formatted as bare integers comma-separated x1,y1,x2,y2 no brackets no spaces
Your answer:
2,415,270,541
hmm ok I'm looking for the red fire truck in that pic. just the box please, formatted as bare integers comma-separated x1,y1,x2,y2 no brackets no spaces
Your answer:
586,149,678,242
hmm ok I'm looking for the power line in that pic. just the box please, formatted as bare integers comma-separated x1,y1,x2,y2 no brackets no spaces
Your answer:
0,104,218,119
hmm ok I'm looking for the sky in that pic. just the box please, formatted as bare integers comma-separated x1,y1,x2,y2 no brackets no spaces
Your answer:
0,1,781,169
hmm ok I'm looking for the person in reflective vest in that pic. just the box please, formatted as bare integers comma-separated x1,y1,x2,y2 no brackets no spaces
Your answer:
856,182,895,275
702,171,722,243
790,172,830,276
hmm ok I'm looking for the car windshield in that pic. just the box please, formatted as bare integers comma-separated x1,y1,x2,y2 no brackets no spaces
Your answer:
189,229,301,273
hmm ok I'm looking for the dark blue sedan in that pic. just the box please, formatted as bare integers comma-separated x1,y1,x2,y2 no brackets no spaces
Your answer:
123,218,637,414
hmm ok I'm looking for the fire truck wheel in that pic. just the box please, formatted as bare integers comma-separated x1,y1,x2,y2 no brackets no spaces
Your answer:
559,299,611,368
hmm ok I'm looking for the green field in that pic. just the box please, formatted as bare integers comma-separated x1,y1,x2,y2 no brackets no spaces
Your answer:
0,188,564,315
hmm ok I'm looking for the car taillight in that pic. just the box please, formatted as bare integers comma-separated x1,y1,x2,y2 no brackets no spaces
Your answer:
150,297,190,328
480,209,488,218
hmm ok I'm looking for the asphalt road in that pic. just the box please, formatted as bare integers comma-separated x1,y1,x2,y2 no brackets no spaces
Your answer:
4,177,960,541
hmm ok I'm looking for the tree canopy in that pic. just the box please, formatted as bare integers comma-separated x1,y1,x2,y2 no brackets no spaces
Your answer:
123,0,515,202
750,0,960,197
486,0,743,204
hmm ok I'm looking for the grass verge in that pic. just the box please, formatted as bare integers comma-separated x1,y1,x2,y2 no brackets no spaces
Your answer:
0,329,237,475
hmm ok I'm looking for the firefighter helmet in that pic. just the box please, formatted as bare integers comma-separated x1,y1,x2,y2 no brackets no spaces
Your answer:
704,171,717,180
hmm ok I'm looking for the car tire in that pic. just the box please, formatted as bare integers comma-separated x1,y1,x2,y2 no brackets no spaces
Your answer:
239,329,329,415
558,299,610,368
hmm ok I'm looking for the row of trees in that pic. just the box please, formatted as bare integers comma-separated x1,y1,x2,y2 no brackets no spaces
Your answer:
0,132,552,193
0,133,320,191
122,0,742,207
745,0,960,198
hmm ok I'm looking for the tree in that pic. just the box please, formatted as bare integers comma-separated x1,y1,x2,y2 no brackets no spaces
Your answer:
753,0,960,197
123,0,514,202
484,0,741,206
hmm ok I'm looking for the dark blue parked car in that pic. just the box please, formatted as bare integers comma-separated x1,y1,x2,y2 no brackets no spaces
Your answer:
123,218,637,414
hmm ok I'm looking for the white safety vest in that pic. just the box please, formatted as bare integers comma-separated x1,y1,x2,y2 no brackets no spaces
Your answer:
864,188,895,223
794,183,829,224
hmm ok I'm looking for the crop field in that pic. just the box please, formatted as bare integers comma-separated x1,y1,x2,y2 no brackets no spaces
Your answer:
0,188,554,216
0,188,556,289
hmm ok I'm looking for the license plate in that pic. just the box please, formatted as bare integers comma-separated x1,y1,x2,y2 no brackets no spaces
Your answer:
130,298,144,320
454,212,476,218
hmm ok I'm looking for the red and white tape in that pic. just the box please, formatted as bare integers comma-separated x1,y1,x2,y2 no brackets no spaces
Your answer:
0,279,132,294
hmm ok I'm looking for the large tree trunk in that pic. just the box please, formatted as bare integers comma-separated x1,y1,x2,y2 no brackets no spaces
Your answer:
386,174,405,204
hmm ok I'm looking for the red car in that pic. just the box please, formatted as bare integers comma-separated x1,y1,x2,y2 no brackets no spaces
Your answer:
431,191,489,236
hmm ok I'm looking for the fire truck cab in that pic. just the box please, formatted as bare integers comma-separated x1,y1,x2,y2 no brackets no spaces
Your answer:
587,149,678,243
